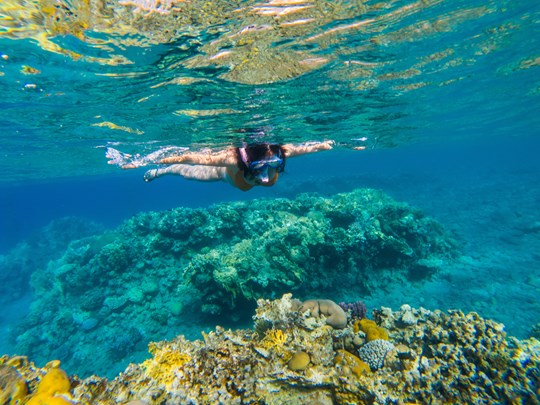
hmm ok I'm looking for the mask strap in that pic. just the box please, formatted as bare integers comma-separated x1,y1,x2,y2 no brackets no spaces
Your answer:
239,147,249,166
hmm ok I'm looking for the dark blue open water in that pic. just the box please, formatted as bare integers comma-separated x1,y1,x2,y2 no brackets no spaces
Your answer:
1,0,539,380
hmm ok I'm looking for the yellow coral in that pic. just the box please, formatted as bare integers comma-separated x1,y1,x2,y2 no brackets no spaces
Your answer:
260,329,288,353
0,363,28,405
25,365,72,405
334,349,370,378
142,343,191,387
36,368,70,396
354,319,389,341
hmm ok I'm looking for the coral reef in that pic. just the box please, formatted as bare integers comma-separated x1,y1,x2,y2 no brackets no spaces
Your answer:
2,294,539,404
181,189,457,315
8,189,457,377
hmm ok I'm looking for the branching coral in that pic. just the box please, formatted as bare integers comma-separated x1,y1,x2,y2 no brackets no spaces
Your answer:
141,342,191,387
259,329,288,354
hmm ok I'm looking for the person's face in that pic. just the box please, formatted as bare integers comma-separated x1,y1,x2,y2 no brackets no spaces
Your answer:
249,152,282,184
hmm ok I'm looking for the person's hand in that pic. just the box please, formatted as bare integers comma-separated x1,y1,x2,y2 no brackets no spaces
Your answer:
319,140,335,151
144,169,158,182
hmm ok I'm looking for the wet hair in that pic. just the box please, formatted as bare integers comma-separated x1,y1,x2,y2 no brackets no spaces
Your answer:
236,143,286,173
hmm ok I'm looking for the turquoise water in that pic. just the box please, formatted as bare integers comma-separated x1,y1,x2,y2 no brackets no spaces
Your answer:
1,0,539,380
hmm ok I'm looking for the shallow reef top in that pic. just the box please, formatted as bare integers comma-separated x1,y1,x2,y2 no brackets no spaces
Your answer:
2,294,539,405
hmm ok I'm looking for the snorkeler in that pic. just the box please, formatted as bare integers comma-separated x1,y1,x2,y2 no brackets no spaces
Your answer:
108,141,333,191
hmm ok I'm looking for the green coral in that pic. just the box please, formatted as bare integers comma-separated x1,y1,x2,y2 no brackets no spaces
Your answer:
183,189,457,314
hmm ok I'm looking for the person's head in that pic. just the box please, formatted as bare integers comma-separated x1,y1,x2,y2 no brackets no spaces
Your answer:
236,143,286,184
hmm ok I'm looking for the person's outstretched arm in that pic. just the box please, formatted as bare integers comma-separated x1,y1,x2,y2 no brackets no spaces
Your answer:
282,140,334,158
160,148,237,166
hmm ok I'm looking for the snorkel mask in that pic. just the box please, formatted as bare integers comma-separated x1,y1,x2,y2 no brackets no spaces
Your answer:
239,146,285,183
248,156,284,182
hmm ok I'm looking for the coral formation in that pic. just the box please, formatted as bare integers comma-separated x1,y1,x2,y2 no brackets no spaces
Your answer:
259,329,288,354
141,342,191,388
0,362,27,404
8,189,457,377
299,299,348,329
2,294,539,404
25,366,72,405
357,339,395,371
288,351,310,372
334,349,370,377
0,357,73,405
354,319,389,341
338,301,367,320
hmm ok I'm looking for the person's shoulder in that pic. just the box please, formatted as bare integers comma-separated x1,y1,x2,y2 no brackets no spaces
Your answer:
222,147,239,166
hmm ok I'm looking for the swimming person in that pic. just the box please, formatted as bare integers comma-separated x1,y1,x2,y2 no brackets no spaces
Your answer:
107,141,333,191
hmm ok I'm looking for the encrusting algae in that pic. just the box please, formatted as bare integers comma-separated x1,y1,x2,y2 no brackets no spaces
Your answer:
1,294,539,404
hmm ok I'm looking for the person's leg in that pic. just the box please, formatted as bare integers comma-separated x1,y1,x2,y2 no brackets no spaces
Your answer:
144,164,226,182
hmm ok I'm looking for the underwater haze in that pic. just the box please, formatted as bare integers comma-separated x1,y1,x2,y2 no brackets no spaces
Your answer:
1,0,540,391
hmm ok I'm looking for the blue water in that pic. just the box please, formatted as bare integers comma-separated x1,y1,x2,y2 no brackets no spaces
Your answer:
1,0,539,379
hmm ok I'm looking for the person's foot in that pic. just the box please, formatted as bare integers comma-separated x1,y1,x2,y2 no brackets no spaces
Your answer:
144,169,159,182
